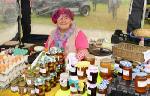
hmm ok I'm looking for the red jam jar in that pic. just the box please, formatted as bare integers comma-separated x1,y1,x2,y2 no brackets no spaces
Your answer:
134,72,147,94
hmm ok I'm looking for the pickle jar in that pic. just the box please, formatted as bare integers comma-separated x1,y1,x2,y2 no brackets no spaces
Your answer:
10,79,18,93
134,72,147,94
120,61,132,81
18,81,27,95
100,58,113,79
26,70,35,87
60,72,69,91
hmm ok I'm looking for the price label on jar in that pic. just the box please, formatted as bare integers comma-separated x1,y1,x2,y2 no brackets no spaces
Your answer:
87,76,92,81
70,86,77,92
77,70,84,76
97,93,105,96
31,89,35,94
24,88,27,93
11,86,18,92
123,70,129,76
35,88,39,93
138,81,147,87
87,89,91,94
100,67,108,73
40,68,46,73
147,78,150,84
27,80,32,85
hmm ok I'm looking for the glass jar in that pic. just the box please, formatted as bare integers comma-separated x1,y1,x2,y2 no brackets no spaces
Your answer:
58,52,65,65
48,62,55,72
122,66,132,80
18,81,27,95
97,83,107,96
69,76,79,94
50,74,56,88
87,83,97,96
40,64,48,77
10,80,18,93
27,86,35,96
86,65,98,84
100,58,113,79
84,54,95,65
26,71,35,87
134,72,147,94
45,78,51,92
77,67,88,80
60,72,69,91
78,81,85,94
35,83,45,96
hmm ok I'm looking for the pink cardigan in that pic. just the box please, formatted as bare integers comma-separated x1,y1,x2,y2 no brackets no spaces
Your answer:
45,31,89,60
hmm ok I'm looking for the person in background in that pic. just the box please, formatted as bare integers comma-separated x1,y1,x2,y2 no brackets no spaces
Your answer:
92,0,97,11
45,7,89,60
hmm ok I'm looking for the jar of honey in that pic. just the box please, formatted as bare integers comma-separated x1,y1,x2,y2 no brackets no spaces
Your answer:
26,70,35,87
35,83,45,96
40,63,49,77
45,77,51,92
120,61,132,80
84,54,95,65
78,81,85,94
134,72,147,94
100,58,113,79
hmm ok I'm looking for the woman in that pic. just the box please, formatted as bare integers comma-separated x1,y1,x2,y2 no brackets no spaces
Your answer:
45,7,89,60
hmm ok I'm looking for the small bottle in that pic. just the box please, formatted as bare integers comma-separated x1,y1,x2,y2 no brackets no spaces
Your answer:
27,85,35,96
18,81,27,95
134,72,147,94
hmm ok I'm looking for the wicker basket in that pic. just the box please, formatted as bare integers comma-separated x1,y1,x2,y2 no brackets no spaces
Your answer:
112,43,150,63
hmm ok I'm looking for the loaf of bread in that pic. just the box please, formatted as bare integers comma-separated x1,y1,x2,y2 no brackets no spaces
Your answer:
133,29,150,37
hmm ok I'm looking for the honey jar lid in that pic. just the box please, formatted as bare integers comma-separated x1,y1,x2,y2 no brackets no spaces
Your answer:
101,58,113,63
120,60,132,67
136,72,147,77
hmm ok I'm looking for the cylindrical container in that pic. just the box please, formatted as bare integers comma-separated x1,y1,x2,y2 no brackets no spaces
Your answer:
120,61,132,80
69,76,79,94
58,52,65,65
45,77,51,92
50,73,57,88
10,80,18,93
40,63,48,77
60,72,69,91
100,58,113,79
134,72,147,94
87,83,97,96
76,61,90,80
86,65,98,84
84,54,95,65
26,71,35,87
35,83,45,96
27,86,35,96
78,81,86,94
18,81,27,95
97,83,107,96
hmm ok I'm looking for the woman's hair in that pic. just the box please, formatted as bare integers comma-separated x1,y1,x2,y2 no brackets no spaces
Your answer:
51,7,74,24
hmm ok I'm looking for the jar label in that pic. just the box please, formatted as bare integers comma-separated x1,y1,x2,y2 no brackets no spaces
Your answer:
87,76,92,81
87,89,91,94
27,80,32,85
35,88,39,93
97,93,105,96
70,86,77,92
123,70,129,76
70,67,76,72
40,68,46,73
31,89,35,94
138,81,147,87
77,70,84,76
147,78,150,84
11,86,18,92
24,88,27,93
100,67,108,73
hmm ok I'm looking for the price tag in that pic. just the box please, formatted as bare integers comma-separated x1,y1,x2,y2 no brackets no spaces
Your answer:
35,88,39,93
100,67,108,73
77,70,84,76
123,70,129,76
27,80,32,85
31,89,35,94
40,68,46,73
138,81,147,87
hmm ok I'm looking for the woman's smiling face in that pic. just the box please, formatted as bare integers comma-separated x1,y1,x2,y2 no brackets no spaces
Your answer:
57,14,72,31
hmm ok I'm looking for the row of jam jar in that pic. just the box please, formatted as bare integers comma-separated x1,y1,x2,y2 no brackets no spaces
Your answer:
11,72,57,96
116,60,150,94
